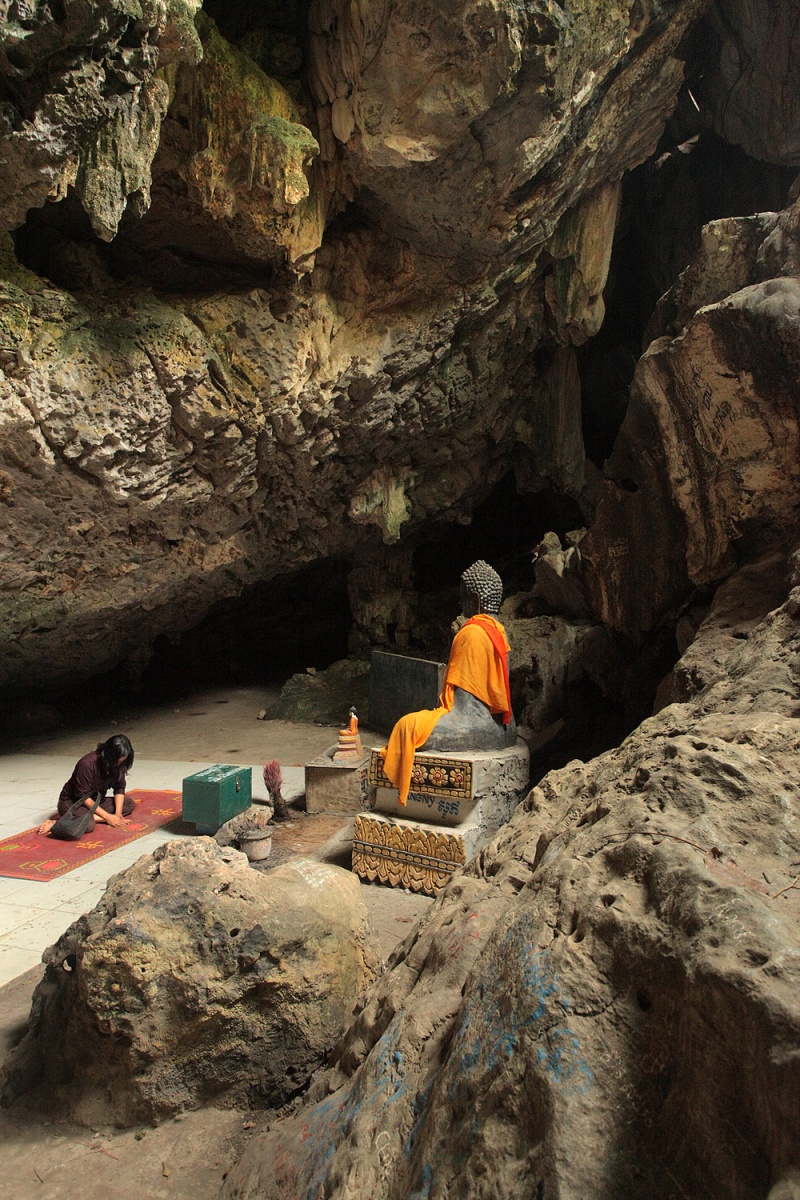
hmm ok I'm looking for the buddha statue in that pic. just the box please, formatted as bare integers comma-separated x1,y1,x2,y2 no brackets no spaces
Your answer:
380,560,517,805
332,707,363,762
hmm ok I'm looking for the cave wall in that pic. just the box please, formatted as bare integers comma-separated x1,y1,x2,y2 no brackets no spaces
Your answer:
1,6,800,1195
1,0,706,696
0,0,798,703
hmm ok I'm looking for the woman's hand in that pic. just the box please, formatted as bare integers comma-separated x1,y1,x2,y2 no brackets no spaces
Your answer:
102,811,129,829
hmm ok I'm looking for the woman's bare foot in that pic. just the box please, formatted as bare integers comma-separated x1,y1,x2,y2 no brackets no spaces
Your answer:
36,820,56,835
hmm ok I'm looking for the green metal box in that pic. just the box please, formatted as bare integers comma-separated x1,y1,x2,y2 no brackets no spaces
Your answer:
182,764,252,833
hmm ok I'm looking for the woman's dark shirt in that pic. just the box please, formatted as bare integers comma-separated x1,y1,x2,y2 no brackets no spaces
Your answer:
58,751,127,808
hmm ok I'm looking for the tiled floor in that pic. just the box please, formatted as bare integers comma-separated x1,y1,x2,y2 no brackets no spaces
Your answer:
0,756,306,987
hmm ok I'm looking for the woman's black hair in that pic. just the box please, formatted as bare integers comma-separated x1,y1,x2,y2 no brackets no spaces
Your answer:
97,734,134,772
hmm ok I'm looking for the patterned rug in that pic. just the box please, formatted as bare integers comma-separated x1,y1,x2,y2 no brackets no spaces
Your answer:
0,789,185,881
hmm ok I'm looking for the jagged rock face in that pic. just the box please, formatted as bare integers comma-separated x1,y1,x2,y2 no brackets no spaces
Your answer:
0,224,592,692
310,0,704,261
504,607,625,734
0,0,203,238
0,1,708,694
666,550,791,704
581,200,800,637
221,549,800,1200
0,840,381,1126
698,0,800,165
163,13,325,268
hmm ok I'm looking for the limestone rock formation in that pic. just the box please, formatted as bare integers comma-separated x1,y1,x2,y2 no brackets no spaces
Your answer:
274,657,371,725
582,198,800,637
164,13,325,268
0,0,710,695
309,0,704,260
221,549,800,1200
0,0,203,238
666,551,790,704
505,610,624,733
0,840,381,1126
699,0,800,165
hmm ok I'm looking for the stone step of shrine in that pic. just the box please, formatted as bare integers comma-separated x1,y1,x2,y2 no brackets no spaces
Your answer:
305,746,370,815
366,742,529,835
353,742,530,896
352,811,478,897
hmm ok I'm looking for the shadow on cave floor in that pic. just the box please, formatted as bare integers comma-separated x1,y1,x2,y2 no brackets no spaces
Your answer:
0,680,434,1200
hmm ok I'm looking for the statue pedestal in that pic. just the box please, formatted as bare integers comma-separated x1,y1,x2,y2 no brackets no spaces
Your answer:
305,747,370,815
352,742,529,896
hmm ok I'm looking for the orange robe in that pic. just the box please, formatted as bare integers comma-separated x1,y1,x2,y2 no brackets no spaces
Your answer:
381,615,512,805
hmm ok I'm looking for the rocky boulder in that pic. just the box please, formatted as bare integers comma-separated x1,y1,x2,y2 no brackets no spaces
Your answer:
582,198,800,637
0,840,381,1127
664,550,790,704
505,609,623,733
698,0,800,165
310,0,705,260
221,548,800,1200
272,657,371,725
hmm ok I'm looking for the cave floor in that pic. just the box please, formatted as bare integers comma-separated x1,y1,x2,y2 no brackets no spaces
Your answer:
0,684,430,985
0,686,432,1200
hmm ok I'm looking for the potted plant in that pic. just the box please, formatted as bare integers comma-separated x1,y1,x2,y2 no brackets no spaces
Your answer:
263,759,289,821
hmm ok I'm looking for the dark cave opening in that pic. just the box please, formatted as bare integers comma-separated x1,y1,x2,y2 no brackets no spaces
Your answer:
201,0,311,107
580,129,797,468
140,475,584,710
11,195,106,292
412,473,585,607
136,558,352,705
0,559,354,742
202,0,311,44
12,189,281,296
525,624,680,788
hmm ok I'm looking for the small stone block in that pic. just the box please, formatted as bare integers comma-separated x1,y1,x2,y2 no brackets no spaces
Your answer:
352,811,479,897
305,748,371,815
182,765,252,833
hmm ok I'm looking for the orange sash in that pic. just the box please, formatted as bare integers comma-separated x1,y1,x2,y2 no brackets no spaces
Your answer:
380,615,511,804
462,615,512,725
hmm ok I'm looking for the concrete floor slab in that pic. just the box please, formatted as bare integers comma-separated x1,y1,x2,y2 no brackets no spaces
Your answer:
0,691,431,988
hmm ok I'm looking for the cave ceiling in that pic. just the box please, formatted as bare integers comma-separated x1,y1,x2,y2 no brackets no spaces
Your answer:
1,0,799,695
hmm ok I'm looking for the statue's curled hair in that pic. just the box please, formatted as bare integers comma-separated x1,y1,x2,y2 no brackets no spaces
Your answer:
461,560,503,614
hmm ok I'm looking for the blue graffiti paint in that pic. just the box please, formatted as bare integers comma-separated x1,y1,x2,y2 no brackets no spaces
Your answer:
395,915,594,1191
293,914,592,1198
409,1162,433,1200
447,915,593,1102
293,1016,414,1199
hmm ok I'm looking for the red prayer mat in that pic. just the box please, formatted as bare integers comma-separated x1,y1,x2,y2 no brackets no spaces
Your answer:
0,789,185,881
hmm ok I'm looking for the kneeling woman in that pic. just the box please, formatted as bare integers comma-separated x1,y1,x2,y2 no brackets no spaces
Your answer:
37,734,135,836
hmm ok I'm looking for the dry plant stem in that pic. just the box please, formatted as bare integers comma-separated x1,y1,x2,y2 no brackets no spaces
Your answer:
76,1141,120,1161
263,759,287,818
771,873,800,900
645,830,721,855
272,790,290,821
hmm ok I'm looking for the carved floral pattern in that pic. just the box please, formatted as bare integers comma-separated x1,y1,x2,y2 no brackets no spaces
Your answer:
368,750,473,798
352,814,466,896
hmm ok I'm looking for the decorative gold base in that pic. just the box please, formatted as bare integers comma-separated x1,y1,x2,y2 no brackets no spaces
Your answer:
352,813,468,897
368,749,473,799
